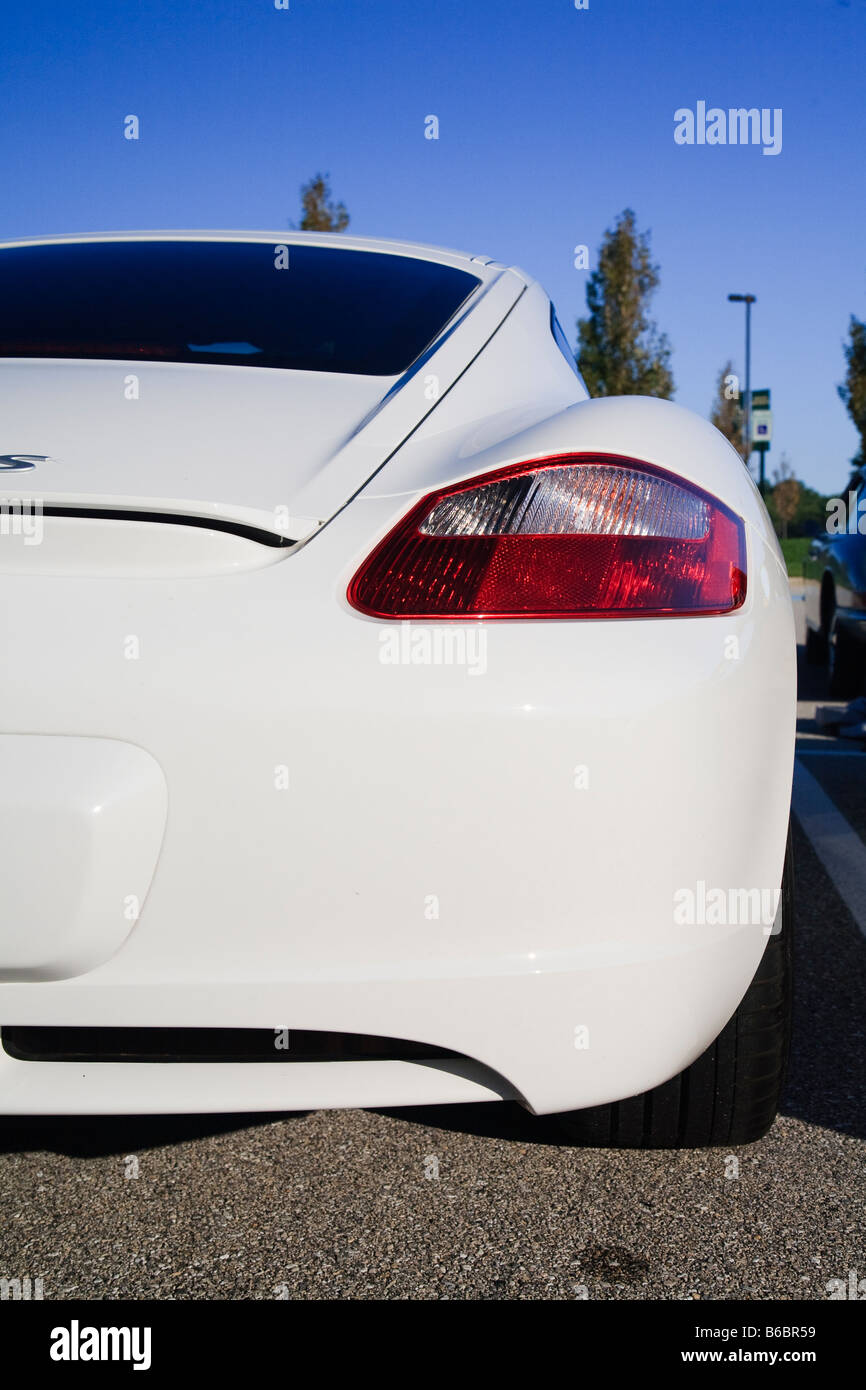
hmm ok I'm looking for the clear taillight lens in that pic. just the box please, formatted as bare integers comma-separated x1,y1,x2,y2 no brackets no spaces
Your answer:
348,454,747,619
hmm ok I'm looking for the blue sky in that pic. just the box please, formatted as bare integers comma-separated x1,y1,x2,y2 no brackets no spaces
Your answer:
2,0,864,494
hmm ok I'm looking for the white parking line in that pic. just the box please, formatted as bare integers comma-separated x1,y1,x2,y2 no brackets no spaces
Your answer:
793,758,866,939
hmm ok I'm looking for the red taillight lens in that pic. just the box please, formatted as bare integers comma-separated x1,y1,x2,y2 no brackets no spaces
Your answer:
348,454,747,619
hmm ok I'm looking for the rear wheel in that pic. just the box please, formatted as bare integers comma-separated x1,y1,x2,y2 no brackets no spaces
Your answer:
558,840,793,1149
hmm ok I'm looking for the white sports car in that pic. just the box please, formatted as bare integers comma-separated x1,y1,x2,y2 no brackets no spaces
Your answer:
0,231,796,1146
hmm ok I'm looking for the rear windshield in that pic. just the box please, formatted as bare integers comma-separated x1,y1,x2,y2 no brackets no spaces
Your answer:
0,240,481,376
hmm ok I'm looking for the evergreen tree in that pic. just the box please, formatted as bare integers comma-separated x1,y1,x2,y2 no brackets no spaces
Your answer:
297,173,349,232
838,314,866,474
710,359,746,460
576,209,674,398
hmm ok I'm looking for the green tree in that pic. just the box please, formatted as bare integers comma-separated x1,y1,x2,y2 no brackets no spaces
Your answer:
710,359,746,460
792,482,830,535
297,172,349,232
770,456,802,541
765,477,832,538
838,314,866,472
576,208,674,398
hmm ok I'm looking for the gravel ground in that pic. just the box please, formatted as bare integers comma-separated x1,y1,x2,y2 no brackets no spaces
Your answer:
0,813,863,1302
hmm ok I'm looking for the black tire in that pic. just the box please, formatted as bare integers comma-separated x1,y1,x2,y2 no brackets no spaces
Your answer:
805,622,828,666
558,840,794,1149
828,621,864,698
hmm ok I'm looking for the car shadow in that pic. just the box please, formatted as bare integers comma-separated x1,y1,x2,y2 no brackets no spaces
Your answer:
784,643,866,1140
780,818,866,1142
0,1111,311,1158
373,1100,562,1145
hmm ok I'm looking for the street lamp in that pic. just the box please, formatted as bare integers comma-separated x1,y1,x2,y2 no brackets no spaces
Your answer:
728,293,756,476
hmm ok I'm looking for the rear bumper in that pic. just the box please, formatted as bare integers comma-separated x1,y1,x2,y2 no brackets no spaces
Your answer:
0,509,796,1116
0,912,781,1115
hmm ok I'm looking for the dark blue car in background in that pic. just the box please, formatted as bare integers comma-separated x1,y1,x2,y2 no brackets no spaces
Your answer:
804,470,866,696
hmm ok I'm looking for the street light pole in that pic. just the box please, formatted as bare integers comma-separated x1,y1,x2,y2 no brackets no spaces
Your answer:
728,293,756,480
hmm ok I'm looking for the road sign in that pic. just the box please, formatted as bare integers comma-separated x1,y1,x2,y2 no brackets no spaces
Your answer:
751,388,771,450
751,410,772,447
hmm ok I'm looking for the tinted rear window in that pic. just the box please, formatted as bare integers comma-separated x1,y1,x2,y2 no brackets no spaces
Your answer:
0,241,481,376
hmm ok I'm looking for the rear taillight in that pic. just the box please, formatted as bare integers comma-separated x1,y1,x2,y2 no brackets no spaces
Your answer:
348,455,747,620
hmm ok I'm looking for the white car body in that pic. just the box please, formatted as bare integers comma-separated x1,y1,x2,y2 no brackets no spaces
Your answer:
0,231,796,1116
